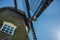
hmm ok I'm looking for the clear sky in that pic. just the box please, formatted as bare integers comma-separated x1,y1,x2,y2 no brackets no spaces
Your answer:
0,0,60,40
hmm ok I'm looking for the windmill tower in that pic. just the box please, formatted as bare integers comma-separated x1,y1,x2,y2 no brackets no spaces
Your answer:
0,7,30,40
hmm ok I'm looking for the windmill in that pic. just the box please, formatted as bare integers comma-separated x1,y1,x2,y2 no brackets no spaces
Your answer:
0,0,53,40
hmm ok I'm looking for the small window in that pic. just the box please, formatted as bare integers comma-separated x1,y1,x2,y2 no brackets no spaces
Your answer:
2,28,5,31
0,21,17,35
3,26,6,29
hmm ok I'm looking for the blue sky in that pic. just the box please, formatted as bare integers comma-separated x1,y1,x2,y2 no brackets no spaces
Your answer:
0,0,60,40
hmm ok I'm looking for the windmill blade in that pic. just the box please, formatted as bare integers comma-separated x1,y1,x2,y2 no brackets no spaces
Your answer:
25,0,53,40
25,0,37,40
32,0,53,20
14,0,17,9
